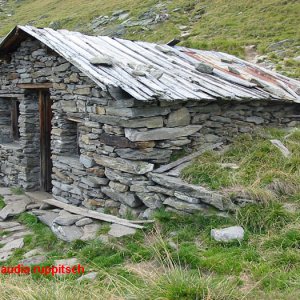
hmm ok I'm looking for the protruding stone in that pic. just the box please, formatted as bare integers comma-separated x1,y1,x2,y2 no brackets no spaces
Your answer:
211,226,244,242
102,187,142,208
195,63,214,74
108,224,136,238
94,155,154,175
125,125,202,142
167,108,190,127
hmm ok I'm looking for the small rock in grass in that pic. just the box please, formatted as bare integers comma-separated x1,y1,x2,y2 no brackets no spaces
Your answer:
108,224,136,238
211,226,244,242
77,272,98,282
19,255,47,266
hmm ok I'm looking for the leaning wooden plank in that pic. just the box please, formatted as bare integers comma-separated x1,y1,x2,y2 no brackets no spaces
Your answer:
43,198,144,229
154,142,223,174
167,161,192,177
270,140,291,158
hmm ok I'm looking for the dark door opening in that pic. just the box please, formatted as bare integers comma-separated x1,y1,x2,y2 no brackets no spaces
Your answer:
39,90,53,192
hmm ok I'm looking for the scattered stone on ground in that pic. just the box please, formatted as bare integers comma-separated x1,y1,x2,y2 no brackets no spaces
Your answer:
211,226,244,242
77,272,98,282
0,196,32,220
54,257,79,268
0,187,12,196
80,223,101,241
108,223,137,237
51,223,83,242
23,248,45,258
19,255,47,266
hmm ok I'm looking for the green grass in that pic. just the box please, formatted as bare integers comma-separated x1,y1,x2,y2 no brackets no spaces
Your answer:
1,129,300,298
0,195,5,209
0,203,300,298
182,128,300,203
10,186,24,195
0,0,299,77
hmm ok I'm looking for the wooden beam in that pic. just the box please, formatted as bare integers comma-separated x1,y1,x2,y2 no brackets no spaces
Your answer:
17,83,53,89
153,142,223,174
43,198,144,229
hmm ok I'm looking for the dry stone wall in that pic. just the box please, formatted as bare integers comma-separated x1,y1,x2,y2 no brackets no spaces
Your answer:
0,37,299,218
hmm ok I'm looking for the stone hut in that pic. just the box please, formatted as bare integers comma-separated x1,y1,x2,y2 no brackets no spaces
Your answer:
0,25,299,218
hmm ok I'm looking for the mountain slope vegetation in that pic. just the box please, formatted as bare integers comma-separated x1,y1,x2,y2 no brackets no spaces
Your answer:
0,0,299,78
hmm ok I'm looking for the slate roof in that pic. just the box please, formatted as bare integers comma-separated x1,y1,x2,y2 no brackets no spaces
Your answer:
1,25,300,102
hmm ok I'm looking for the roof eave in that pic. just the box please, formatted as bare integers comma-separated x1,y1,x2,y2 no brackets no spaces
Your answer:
0,25,29,58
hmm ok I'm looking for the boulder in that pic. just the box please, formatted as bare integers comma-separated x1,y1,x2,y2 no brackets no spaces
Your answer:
211,226,244,242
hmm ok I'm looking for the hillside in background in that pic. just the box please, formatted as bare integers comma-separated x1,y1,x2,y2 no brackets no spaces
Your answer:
0,0,299,78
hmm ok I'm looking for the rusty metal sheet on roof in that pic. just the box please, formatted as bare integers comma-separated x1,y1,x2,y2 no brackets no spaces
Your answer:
2,25,300,103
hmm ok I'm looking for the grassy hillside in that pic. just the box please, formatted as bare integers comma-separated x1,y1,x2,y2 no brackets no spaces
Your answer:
0,0,299,78
1,128,300,299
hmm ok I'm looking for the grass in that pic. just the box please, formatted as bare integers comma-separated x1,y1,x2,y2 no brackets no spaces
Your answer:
0,203,300,298
10,186,24,195
0,0,299,77
182,128,300,203
0,195,5,209
1,127,300,298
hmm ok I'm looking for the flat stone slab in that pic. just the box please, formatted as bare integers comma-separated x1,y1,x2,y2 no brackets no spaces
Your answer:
2,195,31,205
0,187,13,196
53,214,83,226
108,224,136,238
211,226,244,242
148,173,226,210
75,217,93,227
0,198,32,220
125,125,202,142
77,272,98,282
19,255,47,266
3,225,27,233
54,257,79,268
94,154,154,175
80,223,101,241
23,248,45,258
51,223,83,242
0,221,21,230
1,238,24,251
37,211,59,227
0,250,13,262
0,231,32,245
25,191,52,203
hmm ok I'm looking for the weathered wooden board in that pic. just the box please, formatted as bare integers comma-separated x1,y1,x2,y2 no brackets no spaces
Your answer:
154,142,223,174
43,198,144,229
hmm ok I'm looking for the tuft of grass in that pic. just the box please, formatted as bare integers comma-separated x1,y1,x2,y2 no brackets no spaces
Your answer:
0,196,5,209
236,202,292,234
10,186,25,195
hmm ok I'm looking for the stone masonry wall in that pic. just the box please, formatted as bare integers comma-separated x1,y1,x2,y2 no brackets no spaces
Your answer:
0,37,299,218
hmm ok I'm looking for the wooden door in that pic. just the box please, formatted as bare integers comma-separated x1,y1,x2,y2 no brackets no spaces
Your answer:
39,90,52,192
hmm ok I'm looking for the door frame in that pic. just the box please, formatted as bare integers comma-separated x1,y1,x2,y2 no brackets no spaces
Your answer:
38,90,53,192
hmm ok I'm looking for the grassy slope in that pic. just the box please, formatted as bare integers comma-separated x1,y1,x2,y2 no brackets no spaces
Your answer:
182,128,300,203
0,0,299,77
1,128,300,299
